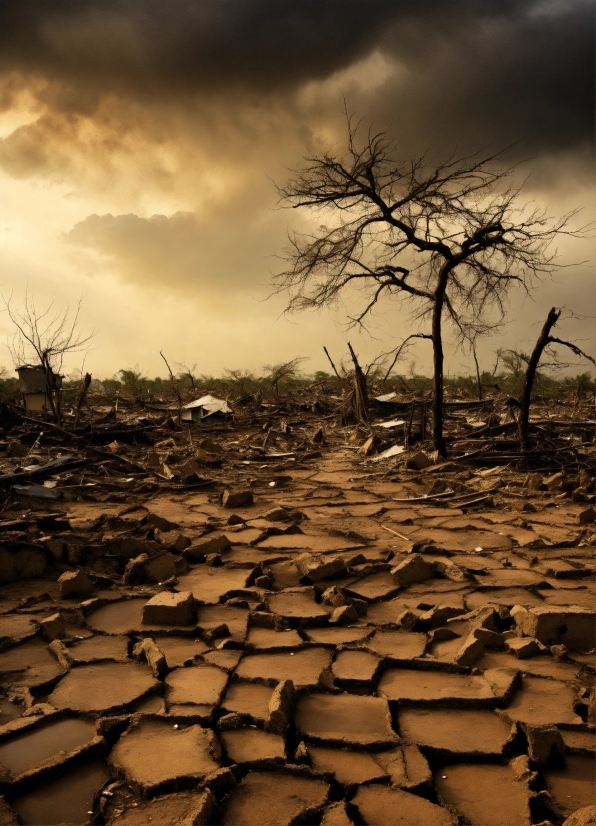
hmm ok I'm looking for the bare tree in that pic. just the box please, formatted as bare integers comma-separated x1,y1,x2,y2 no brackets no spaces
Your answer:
273,115,587,456
177,361,198,392
3,292,94,419
519,308,596,451
262,357,307,398
159,350,185,425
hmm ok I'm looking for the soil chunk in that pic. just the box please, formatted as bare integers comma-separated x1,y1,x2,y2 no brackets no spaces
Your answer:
399,708,513,756
221,770,328,826
221,681,274,721
165,664,228,709
109,719,221,795
308,746,387,785
435,763,531,825
143,591,195,625
378,667,509,705
295,693,398,748
221,728,286,765
48,661,157,713
353,785,457,825
235,647,332,688
107,790,215,826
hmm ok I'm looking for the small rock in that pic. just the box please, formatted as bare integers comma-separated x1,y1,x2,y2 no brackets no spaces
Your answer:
263,507,291,522
267,679,294,734
133,638,167,679
322,586,348,607
8,440,28,458
186,534,231,561
471,607,501,632
146,512,179,532
544,472,564,491
193,449,222,468
142,590,195,626
58,570,93,598
509,754,535,782
39,613,66,642
433,560,470,582
505,637,543,659
454,633,484,667
563,805,596,826
391,554,433,587
203,623,230,645
226,513,245,526
250,611,277,629
579,507,595,525
218,713,243,731
473,627,505,649
525,724,566,767
550,644,568,660
222,489,253,509
406,451,433,470
254,575,273,589
330,604,359,625
206,553,222,567
216,638,239,650
294,741,310,764
154,529,192,553
48,639,72,669
397,610,421,630
295,553,346,582
22,703,55,717
418,605,466,627
124,551,177,585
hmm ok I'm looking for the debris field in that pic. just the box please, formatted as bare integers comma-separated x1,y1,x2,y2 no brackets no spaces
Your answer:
0,391,594,826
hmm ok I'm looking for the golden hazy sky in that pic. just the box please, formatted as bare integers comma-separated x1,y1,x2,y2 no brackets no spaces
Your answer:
0,0,593,379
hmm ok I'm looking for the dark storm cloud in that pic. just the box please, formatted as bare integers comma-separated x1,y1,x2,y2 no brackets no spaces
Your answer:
0,0,592,158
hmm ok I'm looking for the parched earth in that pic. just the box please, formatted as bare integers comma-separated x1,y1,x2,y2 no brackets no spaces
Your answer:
0,442,594,825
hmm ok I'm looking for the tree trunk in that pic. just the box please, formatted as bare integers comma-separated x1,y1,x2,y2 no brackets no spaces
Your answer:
347,341,368,422
472,346,483,401
431,275,449,457
518,307,560,451
74,373,92,428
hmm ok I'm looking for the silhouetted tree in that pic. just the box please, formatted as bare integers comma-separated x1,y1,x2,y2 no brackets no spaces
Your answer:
273,116,587,456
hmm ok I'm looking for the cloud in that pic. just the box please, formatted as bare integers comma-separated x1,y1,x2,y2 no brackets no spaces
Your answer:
0,0,591,181
65,208,286,297
0,0,592,380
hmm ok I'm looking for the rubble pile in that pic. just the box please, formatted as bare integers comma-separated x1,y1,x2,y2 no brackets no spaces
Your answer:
0,390,593,825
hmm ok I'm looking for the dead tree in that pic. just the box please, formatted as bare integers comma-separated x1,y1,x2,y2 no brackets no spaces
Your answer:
160,350,183,425
347,341,368,422
519,308,596,451
273,114,587,456
3,292,94,421
74,372,92,428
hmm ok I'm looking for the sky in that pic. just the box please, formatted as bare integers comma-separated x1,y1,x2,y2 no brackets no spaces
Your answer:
0,0,593,381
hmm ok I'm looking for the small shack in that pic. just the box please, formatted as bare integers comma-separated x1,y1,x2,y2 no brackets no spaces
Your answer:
182,395,232,423
16,365,63,413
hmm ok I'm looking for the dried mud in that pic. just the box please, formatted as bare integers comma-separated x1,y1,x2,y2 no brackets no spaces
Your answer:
0,396,594,825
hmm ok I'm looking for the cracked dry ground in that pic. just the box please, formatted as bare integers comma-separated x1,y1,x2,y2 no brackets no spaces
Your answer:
0,448,594,826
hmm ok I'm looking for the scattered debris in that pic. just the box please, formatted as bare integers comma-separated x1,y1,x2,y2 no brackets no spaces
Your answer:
0,384,592,823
